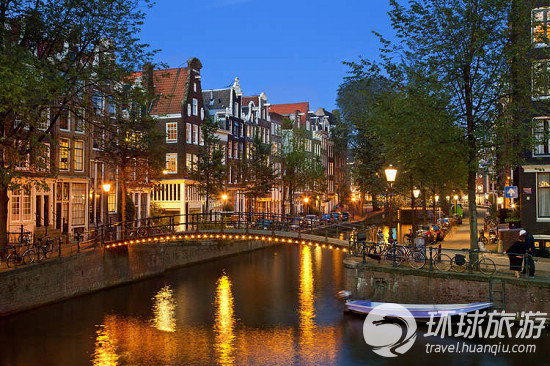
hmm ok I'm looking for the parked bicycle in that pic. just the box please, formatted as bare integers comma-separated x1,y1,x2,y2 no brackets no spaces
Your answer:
6,243,36,268
450,250,496,275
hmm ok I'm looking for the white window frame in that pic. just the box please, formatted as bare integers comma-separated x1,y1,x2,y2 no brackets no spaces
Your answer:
166,122,178,143
74,140,84,172
186,123,192,144
165,153,177,174
59,138,70,171
533,7,550,47
192,98,198,116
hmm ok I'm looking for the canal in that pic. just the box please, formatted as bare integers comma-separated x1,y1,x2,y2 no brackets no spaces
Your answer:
0,244,548,365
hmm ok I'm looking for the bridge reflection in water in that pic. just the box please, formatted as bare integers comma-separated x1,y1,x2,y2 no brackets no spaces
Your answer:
90,246,342,365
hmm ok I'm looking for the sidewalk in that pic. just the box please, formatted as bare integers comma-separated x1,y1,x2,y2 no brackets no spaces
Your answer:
439,208,550,279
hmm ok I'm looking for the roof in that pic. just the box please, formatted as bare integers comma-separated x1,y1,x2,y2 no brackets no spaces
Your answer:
268,102,309,116
242,95,259,106
149,68,189,115
202,88,231,110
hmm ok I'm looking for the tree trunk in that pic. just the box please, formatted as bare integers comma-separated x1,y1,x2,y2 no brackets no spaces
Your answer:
464,67,478,252
121,178,126,223
281,182,286,218
0,187,8,249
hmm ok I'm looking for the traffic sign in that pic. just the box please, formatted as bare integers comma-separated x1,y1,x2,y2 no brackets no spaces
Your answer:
505,186,518,199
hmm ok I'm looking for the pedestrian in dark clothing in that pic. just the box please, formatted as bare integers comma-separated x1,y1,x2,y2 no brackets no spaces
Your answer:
521,230,536,277
506,233,527,278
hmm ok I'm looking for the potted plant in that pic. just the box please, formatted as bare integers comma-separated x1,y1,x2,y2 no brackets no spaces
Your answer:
505,211,521,229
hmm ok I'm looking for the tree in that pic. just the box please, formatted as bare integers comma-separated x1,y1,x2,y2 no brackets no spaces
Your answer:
280,128,310,216
0,0,155,247
189,116,227,213
240,134,276,213
100,83,165,222
345,0,531,250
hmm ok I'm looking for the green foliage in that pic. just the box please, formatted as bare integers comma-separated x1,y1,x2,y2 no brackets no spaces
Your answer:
240,134,276,207
189,116,227,212
117,193,135,221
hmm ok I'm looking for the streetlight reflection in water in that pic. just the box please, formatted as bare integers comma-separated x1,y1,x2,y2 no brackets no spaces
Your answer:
214,274,236,365
152,285,177,332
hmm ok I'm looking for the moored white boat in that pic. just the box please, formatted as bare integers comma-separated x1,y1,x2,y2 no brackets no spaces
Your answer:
345,300,493,321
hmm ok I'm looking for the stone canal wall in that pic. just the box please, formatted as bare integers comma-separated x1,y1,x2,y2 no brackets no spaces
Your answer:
0,239,273,316
344,259,550,315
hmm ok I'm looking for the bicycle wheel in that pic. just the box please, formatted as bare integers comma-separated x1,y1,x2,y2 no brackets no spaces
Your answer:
407,250,426,269
451,256,467,272
478,257,496,275
433,254,452,272
6,252,16,268
383,246,404,266
22,249,36,265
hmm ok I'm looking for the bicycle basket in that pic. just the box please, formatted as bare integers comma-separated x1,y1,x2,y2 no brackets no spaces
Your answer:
454,254,466,266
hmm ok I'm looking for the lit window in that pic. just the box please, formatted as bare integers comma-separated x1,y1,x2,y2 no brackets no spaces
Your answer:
11,190,20,222
22,193,31,221
533,7,550,45
538,173,550,218
74,140,84,171
165,153,177,174
59,138,70,170
166,122,177,143
193,124,198,144
72,183,86,225
108,191,117,212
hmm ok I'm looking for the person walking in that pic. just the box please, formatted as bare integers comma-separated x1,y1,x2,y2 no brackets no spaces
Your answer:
521,229,536,278
506,232,527,279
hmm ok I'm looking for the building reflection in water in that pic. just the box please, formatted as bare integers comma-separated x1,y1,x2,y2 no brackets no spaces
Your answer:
152,285,177,332
92,324,119,366
214,274,236,365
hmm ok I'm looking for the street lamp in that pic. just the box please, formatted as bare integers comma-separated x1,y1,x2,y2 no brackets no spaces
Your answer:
303,197,309,215
221,193,228,232
102,183,111,224
434,195,439,224
412,188,420,236
384,165,397,240
385,165,397,267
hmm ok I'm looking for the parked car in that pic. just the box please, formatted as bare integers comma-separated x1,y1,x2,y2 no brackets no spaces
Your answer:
304,215,320,227
321,213,333,223
254,219,274,230
289,217,304,231
331,212,341,221
341,212,350,221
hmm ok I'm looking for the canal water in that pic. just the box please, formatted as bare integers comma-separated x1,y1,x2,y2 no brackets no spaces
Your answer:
0,244,548,365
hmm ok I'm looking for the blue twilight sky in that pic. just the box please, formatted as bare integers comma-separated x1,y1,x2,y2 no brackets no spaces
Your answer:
139,0,393,111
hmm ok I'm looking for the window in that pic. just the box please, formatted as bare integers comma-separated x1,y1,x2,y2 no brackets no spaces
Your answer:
37,143,50,172
11,190,20,222
166,122,177,143
228,141,233,158
165,153,177,174
38,109,50,130
59,138,69,170
533,7,550,45
198,126,203,145
192,98,198,116
93,91,104,112
74,140,84,171
186,123,192,143
194,82,197,92
22,193,31,221
72,183,86,225
192,124,198,144
74,110,85,132
59,109,70,130
538,173,550,218
108,96,116,117
533,60,550,99
186,153,197,170
533,118,550,155
108,191,117,213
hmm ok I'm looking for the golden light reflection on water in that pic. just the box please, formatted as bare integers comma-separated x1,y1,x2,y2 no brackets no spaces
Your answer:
299,245,316,360
92,324,119,366
214,274,236,365
152,285,176,332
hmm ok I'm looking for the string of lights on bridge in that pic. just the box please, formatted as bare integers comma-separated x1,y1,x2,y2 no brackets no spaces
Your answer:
104,233,348,252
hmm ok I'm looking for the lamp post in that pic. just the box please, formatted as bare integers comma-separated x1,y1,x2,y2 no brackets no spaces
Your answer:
221,193,228,232
453,194,459,217
413,188,420,237
434,195,439,224
102,183,111,242
385,165,397,266
303,197,309,215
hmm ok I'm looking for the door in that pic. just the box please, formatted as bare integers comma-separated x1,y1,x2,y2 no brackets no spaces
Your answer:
36,196,42,227
44,195,50,227
56,202,62,230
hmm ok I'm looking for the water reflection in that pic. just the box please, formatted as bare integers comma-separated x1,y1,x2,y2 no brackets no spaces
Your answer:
92,324,119,366
214,274,236,365
299,245,316,361
152,285,176,332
